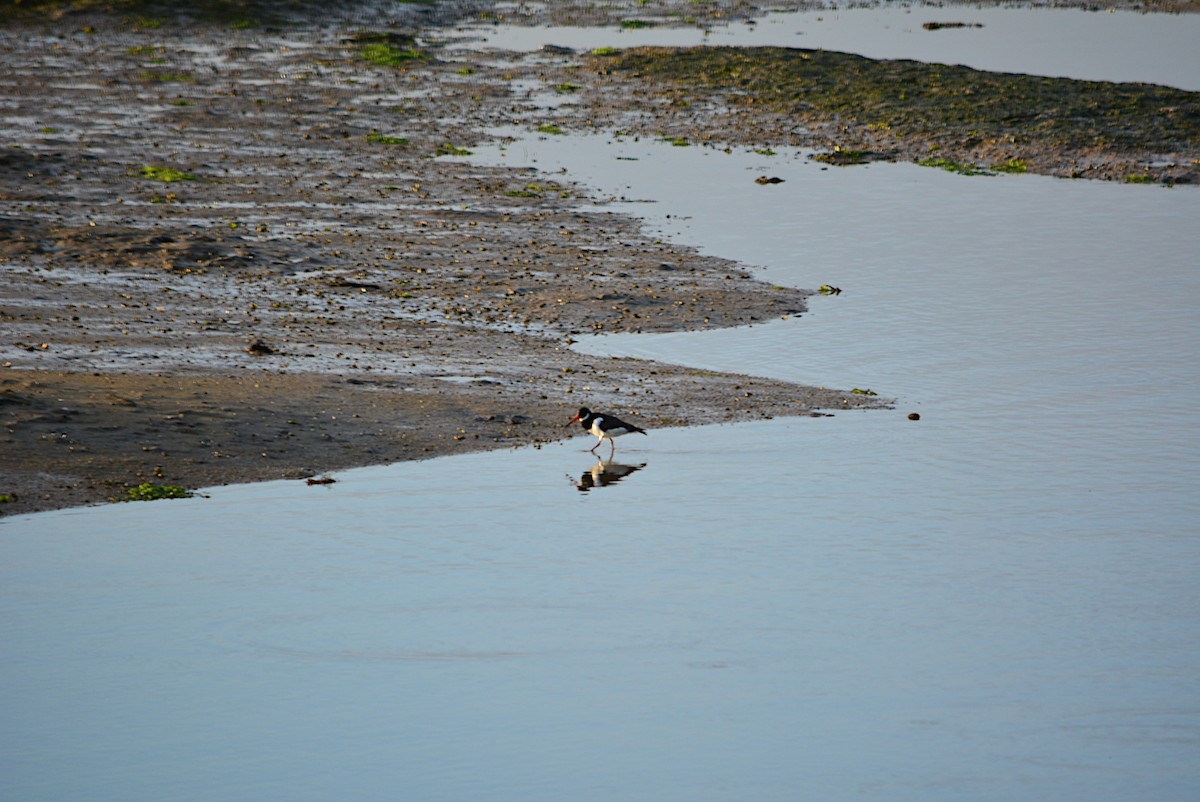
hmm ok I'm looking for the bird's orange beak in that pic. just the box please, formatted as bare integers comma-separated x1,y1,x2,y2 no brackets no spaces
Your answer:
565,413,581,427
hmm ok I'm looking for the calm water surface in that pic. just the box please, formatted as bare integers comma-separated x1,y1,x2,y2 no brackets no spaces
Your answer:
3,8,1200,802
455,5,1200,90
4,420,1197,801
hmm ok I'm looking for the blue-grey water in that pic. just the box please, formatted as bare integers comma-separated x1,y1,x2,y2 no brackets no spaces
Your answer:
4,8,1200,802
455,5,1200,90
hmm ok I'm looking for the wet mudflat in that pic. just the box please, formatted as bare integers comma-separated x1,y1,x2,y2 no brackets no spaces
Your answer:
590,45,1200,182
1,0,884,514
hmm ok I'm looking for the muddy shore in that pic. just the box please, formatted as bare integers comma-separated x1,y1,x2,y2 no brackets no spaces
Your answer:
2,0,1192,515
0,0,880,515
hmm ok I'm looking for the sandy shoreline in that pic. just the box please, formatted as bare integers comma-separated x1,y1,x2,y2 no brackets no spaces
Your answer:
2,0,1192,515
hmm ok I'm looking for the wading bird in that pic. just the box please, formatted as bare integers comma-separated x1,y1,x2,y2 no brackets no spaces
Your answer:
566,407,647,458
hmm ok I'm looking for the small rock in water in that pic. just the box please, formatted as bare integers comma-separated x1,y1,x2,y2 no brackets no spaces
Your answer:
922,21,983,30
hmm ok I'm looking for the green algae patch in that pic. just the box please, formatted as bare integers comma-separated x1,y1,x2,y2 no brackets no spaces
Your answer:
360,42,423,66
918,156,993,176
141,165,194,182
505,185,543,198
593,46,1200,178
813,146,872,166
366,131,408,146
992,158,1029,174
125,482,192,502
435,143,472,157
351,33,424,68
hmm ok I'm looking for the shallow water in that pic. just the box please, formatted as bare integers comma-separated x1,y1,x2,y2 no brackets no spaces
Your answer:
455,5,1200,90
4,8,1200,802
495,131,1200,454
4,419,1198,801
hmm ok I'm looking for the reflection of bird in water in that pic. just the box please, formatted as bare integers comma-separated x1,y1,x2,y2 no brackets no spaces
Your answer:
566,406,647,458
572,459,647,492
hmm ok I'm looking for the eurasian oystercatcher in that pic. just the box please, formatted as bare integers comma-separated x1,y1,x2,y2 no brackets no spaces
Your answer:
566,407,647,457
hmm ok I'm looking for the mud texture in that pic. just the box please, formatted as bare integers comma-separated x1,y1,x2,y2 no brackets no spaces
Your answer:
583,46,1200,184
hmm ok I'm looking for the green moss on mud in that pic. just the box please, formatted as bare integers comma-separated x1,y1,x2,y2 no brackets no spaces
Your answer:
992,157,1029,174
813,146,871,166
365,131,408,145
359,42,423,66
918,156,993,176
125,482,192,501
140,164,194,181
